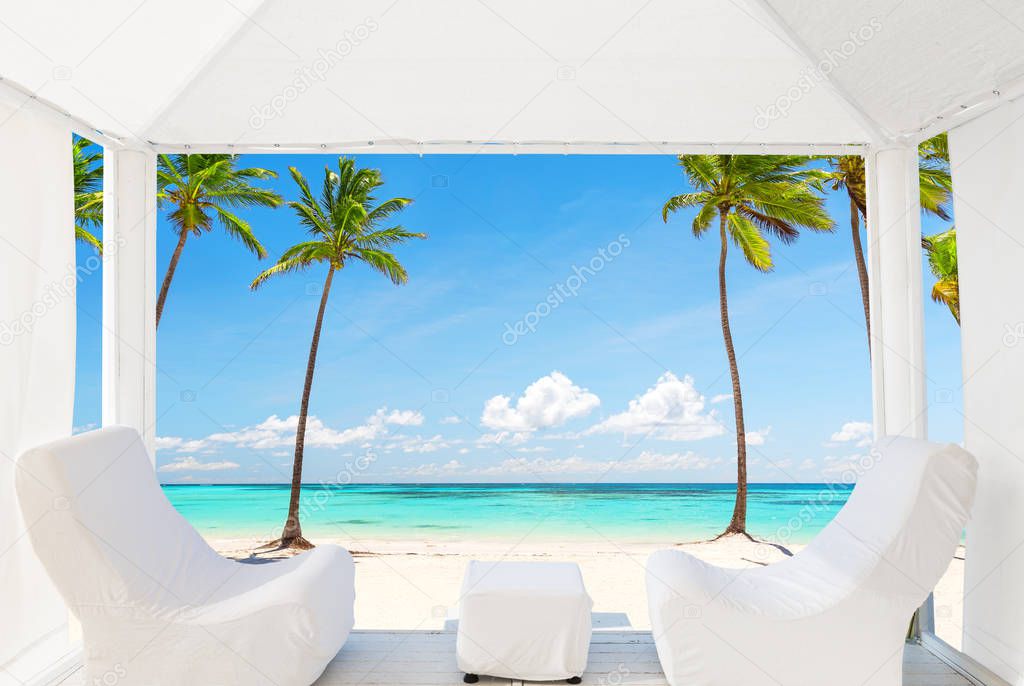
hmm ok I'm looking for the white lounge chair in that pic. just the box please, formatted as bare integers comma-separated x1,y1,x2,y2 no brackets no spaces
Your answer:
646,436,977,686
16,426,355,686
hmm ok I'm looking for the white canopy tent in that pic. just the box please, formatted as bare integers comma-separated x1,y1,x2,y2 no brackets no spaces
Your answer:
2,1,1024,684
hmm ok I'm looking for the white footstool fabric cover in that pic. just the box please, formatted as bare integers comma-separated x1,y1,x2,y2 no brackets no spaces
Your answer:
16,426,356,686
457,560,593,681
646,436,977,686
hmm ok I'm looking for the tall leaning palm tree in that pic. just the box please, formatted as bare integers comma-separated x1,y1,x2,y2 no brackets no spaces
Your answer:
73,137,104,253
824,134,952,346
251,158,426,549
156,154,283,327
663,155,833,537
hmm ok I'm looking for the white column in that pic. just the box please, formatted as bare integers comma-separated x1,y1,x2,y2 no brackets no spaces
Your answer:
951,96,1024,683
866,145,928,440
102,149,157,460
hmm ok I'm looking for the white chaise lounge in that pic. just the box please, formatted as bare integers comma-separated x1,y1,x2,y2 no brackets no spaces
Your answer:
16,426,355,686
646,436,977,686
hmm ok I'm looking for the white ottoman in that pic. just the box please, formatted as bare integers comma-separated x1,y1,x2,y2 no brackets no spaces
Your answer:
457,560,593,683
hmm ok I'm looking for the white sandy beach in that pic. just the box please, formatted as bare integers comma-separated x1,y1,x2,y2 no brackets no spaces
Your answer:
210,536,966,648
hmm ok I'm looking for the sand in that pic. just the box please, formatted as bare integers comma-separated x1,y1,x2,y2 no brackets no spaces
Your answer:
209,536,965,645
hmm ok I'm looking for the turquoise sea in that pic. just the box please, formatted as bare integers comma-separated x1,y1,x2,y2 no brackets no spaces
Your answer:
163,483,853,545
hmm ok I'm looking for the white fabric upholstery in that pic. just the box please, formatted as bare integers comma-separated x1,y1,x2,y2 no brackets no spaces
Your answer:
646,436,977,686
15,426,355,686
457,561,592,680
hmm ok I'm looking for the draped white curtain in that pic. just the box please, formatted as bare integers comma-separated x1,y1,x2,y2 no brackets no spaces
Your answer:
0,96,76,684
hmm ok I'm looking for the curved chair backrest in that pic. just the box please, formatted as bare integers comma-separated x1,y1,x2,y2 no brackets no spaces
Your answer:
16,426,232,615
797,436,977,604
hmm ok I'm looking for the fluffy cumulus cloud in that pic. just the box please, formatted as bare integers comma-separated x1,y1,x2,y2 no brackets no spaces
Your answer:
481,372,600,432
158,456,240,472
156,407,425,453
710,393,732,404
745,426,772,446
587,372,724,441
476,431,531,447
828,421,872,447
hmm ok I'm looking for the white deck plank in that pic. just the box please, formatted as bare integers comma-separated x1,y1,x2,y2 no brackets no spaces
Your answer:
54,632,973,686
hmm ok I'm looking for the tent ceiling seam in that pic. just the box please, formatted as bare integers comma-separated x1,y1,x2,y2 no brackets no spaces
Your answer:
741,0,893,148
136,0,272,142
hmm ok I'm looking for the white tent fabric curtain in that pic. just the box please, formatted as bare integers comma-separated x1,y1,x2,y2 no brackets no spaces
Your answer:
951,97,1024,684
0,96,76,684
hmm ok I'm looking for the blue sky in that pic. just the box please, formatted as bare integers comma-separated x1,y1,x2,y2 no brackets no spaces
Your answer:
73,153,962,484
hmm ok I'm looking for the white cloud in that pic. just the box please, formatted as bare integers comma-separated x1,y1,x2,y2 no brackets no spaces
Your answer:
440,416,462,425
711,393,732,404
828,421,872,447
477,431,531,447
481,372,600,432
384,409,425,426
393,434,451,454
746,426,772,446
395,459,462,477
157,407,425,453
587,372,724,441
155,436,217,454
158,456,240,472
516,446,552,453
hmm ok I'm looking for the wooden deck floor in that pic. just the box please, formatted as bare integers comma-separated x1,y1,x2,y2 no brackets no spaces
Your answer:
56,630,975,686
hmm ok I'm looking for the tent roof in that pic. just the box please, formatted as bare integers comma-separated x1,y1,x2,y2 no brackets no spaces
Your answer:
2,0,1023,153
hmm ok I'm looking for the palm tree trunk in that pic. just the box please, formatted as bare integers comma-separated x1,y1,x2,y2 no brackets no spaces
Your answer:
279,265,335,549
156,230,188,328
718,212,748,536
849,195,871,352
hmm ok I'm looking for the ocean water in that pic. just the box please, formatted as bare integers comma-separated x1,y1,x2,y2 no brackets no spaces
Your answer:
163,483,853,545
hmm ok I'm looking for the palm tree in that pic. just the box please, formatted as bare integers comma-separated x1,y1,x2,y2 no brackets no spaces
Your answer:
155,154,282,327
824,134,952,346
663,155,833,537
251,158,425,549
73,137,103,253
922,228,959,324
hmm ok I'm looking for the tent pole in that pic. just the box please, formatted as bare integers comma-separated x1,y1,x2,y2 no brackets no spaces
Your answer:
101,149,158,461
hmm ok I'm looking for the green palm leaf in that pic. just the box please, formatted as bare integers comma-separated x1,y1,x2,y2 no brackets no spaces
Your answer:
73,137,104,253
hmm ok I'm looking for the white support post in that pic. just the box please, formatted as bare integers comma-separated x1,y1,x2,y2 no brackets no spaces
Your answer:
102,149,158,461
865,146,928,440
951,96,1024,684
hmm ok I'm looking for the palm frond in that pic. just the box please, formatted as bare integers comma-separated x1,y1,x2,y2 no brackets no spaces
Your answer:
250,255,317,290
358,226,427,249
214,207,268,258
75,226,103,254
727,213,772,272
351,248,409,285
662,191,709,222
366,197,414,226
